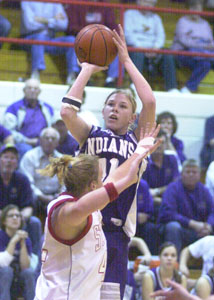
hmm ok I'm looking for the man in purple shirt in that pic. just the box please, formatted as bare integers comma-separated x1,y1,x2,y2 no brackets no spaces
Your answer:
158,159,214,254
3,78,54,158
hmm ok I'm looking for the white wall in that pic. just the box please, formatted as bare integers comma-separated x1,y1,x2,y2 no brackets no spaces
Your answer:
0,81,213,161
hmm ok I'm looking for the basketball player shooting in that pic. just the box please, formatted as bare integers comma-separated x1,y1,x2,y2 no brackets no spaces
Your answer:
61,24,156,299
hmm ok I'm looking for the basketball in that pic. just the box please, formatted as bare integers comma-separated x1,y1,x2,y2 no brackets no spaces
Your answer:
74,24,118,67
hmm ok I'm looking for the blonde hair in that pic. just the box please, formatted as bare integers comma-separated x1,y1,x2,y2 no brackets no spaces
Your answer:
38,154,99,197
104,89,137,113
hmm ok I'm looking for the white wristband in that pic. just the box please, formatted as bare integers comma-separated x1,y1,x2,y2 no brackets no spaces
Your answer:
135,137,155,155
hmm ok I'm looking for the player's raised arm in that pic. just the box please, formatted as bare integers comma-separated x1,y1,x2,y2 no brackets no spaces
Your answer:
60,63,107,147
113,24,156,140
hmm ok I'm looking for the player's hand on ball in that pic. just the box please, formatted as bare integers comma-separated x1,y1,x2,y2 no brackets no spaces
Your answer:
80,61,108,74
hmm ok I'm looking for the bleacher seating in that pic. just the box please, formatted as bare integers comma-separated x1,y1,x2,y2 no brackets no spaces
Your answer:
0,0,214,93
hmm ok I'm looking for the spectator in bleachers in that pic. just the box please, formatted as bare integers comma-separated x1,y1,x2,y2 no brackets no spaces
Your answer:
0,204,36,300
142,242,186,300
20,1,79,85
200,115,214,171
65,0,120,88
158,159,214,255
142,129,179,208
0,143,42,256
136,179,160,255
52,113,79,156
0,124,14,146
3,78,54,158
171,0,214,93
157,111,186,170
179,236,214,287
19,127,62,218
0,1,11,49
124,0,179,92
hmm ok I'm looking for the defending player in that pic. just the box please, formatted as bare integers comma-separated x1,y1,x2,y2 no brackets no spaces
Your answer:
34,126,160,300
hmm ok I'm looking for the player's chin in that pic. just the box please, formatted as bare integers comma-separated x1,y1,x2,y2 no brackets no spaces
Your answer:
106,122,119,132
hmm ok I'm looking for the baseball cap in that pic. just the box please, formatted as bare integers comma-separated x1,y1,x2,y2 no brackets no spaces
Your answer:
0,143,18,156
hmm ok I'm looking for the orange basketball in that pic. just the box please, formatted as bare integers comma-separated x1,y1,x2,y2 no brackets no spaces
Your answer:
74,24,118,67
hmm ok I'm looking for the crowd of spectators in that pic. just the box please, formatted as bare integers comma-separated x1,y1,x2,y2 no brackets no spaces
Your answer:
0,0,214,299
0,78,214,299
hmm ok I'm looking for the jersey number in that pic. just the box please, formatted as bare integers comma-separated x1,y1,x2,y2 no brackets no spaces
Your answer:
99,158,119,180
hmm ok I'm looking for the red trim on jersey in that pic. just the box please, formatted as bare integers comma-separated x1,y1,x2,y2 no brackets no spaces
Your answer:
47,193,93,246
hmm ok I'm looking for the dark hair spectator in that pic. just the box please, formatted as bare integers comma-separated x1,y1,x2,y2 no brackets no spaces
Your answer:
142,241,186,299
0,143,42,256
157,111,186,167
0,204,36,300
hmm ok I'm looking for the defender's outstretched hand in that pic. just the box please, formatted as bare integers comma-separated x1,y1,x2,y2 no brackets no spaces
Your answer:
150,280,201,300
135,123,161,158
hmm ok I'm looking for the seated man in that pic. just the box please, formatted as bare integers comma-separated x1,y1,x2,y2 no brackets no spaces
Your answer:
20,127,62,218
124,0,178,92
158,159,214,255
3,78,54,157
0,144,42,256
20,1,79,84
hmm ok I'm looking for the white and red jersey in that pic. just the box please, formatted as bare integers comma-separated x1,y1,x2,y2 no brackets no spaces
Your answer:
34,193,107,300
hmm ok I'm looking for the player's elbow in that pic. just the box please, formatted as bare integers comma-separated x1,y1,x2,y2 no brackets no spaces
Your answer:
146,96,156,110
60,105,75,122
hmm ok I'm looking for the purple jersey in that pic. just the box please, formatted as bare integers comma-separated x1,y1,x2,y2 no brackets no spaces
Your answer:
148,266,181,292
80,126,138,237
